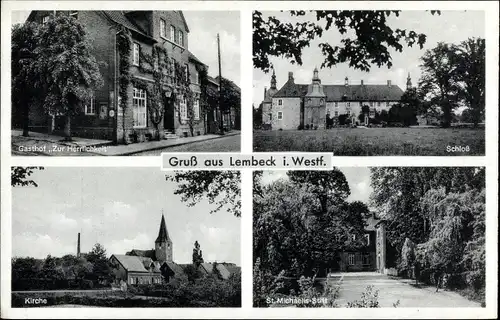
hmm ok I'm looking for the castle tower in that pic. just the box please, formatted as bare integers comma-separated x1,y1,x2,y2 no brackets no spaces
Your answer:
270,68,277,89
77,233,81,258
406,72,412,90
155,213,173,263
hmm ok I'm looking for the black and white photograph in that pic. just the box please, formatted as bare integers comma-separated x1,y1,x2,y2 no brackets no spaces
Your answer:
11,167,241,307
11,10,241,156
253,10,485,155
253,168,486,307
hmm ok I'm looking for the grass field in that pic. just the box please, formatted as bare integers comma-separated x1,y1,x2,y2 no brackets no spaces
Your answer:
253,128,485,156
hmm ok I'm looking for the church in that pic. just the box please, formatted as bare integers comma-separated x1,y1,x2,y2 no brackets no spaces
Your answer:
261,68,410,130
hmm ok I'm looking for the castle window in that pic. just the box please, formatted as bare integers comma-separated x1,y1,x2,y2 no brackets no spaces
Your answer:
334,111,339,117
277,111,283,120
278,99,282,106
84,95,95,115
133,42,140,66
160,19,166,38
133,87,147,128
347,102,351,108
348,253,355,266
170,25,176,41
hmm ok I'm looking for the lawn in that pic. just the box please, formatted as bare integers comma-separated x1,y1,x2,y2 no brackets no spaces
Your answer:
253,128,485,156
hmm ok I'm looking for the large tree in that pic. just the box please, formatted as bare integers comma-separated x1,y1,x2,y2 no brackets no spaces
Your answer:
167,171,241,217
454,37,485,126
369,167,485,261
253,10,439,72
35,15,103,140
418,42,461,127
11,22,39,137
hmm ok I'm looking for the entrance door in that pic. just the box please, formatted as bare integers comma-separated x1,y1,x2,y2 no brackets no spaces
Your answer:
164,97,175,132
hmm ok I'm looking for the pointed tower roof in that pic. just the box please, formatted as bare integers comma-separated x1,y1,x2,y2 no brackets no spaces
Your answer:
155,214,171,243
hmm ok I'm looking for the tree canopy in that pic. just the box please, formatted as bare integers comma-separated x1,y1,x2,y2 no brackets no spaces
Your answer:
11,167,44,187
253,10,439,72
167,171,241,217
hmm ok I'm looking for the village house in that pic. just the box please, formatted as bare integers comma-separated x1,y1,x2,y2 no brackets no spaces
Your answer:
21,10,229,143
262,68,410,129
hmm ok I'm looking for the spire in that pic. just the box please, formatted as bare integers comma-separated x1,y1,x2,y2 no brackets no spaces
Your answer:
270,68,277,89
155,213,170,243
406,72,412,90
345,76,349,86
77,233,81,258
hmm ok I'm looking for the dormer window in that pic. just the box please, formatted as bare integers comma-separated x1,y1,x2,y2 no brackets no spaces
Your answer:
42,15,50,24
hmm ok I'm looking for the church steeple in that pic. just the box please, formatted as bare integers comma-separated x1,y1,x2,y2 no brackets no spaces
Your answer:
270,68,277,89
406,72,412,90
155,212,172,263
312,66,321,83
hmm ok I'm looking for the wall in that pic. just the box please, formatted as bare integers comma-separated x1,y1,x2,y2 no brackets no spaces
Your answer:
271,97,301,130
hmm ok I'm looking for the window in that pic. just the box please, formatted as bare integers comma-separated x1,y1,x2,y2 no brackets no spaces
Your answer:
347,102,351,108
277,111,283,120
180,96,188,120
178,30,184,46
160,19,166,38
170,25,176,41
268,113,272,121
194,99,200,120
129,277,135,285
363,254,370,265
365,234,370,246
351,234,356,241
84,96,95,115
348,253,355,266
335,102,338,108
278,99,282,106
133,87,147,127
42,15,50,24
334,111,339,117
377,101,381,107
184,64,189,81
69,11,78,19
194,71,199,84
99,103,108,120
133,43,140,66
346,110,351,116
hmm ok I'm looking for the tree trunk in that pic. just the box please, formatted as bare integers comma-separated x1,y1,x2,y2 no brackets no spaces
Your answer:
64,114,72,141
22,101,30,137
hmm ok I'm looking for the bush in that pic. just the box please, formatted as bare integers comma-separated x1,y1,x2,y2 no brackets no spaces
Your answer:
346,285,380,308
297,124,304,130
305,124,310,130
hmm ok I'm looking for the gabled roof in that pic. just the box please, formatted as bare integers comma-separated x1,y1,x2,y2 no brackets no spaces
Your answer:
111,254,160,273
273,81,404,102
164,261,185,276
179,11,190,33
126,249,156,259
102,11,155,42
188,51,207,66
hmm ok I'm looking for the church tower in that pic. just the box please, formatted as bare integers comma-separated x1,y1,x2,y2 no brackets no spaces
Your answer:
155,213,173,263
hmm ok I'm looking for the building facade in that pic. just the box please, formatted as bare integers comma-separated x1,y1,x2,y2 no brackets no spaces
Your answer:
23,10,218,143
262,68,409,130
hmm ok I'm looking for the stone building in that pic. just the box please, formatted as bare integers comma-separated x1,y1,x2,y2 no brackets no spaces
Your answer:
261,68,408,129
20,10,221,143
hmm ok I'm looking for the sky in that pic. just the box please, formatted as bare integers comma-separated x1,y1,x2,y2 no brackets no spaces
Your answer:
10,11,240,87
12,167,241,265
260,167,373,204
253,10,485,107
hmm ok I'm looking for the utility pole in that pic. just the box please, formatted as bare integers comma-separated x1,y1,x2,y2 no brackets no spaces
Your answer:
217,33,224,135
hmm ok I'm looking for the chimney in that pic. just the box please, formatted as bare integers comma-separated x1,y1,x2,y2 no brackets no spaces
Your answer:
288,72,294,82
77,233,81,257
387,80,392,87
264,86,267,98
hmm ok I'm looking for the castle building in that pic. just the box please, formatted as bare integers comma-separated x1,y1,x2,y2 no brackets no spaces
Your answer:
262,68,408,130
19,11,229,143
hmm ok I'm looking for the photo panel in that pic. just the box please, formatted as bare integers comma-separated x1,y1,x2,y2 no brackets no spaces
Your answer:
11,10,241,156
253,10,485,156
253,167,486,307
10,167,241,308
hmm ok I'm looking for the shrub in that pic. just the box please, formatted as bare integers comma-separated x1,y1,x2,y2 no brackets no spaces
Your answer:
346,285,380,308
305,124,310,130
